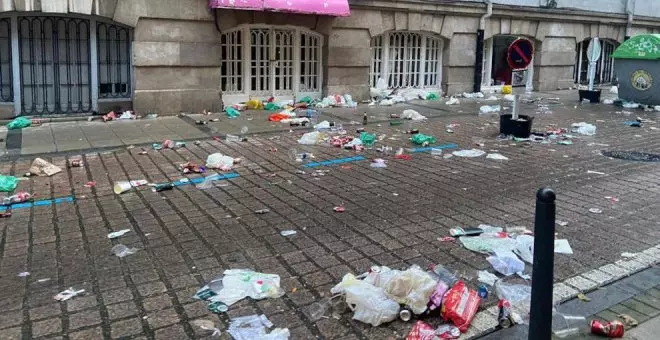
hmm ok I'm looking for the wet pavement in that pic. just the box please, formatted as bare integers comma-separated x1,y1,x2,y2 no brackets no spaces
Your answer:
1,90,660,339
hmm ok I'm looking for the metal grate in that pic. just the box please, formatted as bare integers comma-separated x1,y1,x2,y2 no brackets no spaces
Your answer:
97,22,131,98
0,18,11,102
300,32,320,92
602,151,660,162
250,28,270,95
221,30,242,93
19,16,91,114
575,38,618,85
370,31,442,89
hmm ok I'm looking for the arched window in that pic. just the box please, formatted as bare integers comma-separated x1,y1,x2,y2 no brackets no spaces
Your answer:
574,38,618,85
220,25,323,105
370,31,443,89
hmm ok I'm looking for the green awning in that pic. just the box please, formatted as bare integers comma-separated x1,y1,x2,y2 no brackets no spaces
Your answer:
612,34,660,60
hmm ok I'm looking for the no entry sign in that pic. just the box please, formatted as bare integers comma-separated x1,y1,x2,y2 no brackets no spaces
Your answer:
507,38,534,70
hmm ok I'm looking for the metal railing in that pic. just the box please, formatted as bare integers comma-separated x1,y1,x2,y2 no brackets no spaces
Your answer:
97,21,131,99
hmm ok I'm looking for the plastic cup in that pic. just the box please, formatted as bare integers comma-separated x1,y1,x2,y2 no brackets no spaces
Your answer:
552,313,588,338
114,181,132,194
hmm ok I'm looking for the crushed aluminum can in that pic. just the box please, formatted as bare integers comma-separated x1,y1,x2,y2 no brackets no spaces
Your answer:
498,299,514,328
399,307,412,322
591,320,624,338
333,206,345,212
436,324,461,339
69,159,83,167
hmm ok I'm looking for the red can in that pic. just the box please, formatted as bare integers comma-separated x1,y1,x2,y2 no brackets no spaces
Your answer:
591,320,624,338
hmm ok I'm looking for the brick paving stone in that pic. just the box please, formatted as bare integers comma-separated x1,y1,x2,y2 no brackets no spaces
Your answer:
106,301,139,320
154,324,190,340
621,298,660,317
32,317,62,338
110,317,144,338
68,309,102,329
0,311,24,329
146,308,181,330
68,327,104,340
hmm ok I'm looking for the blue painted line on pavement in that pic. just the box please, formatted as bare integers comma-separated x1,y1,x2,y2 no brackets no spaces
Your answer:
303,156,366,168
410,143,459,153
173,172,240,186
0,196,75,212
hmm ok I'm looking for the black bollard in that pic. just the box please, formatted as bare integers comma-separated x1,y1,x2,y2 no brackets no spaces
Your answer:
528,188,556,340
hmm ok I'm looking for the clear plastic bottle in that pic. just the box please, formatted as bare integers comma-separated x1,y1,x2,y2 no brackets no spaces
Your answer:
428,264,459,286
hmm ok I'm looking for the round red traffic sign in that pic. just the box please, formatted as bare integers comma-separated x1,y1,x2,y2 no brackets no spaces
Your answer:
507,38,534,70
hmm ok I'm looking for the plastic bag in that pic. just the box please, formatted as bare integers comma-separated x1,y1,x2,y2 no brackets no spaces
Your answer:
330,273,399,326
360,132,376,147
401,109,427,121
502,85,513,94
571,122,596,136
246,99,264,110
364,265,437,315
0,175,18,192
228,314,289,340
479,105,501,114
8,117,32,130
197,269,284,307
441,281,480,333
494,280,532,323
406,320,439,340
445,97,460,105
264,102,281,111
206,153,235,170
226,107,241,118
487,252,525,276
426,92,439,101
410,134,436,145
298,131,324,145
298,96,312,104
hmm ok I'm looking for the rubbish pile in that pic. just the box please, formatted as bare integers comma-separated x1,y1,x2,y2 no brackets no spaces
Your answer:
369,78,441,106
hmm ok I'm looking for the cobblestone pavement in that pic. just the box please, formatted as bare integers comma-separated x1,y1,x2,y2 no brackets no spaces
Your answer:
1,92,660,339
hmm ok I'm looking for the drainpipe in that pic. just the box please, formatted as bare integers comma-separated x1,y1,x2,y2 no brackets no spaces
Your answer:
625,0,634,41
474,0,493,93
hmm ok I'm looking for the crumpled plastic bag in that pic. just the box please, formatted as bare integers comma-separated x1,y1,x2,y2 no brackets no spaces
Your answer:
246,99,264,110
514,234,535,264
298,131,324,145
445,97,460,105
494,280,531,323
359,132,376,147
264,102,282,111
487,251,525,276
7,117,32,130
363,265,437,315
571,122,596,136
330,273,399,326
228,314,289,340
459,233,517,254
226,107,241,118
370,78,391,98
410,134,436,145
195,269,284,307
479,105,501,115
401,109,427,121
206,153,235,171
0,175,18,192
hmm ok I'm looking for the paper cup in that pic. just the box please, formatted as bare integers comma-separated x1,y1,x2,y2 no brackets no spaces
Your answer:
114,181,132,194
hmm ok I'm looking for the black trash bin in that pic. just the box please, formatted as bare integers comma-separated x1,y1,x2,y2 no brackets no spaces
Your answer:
500,114,533,138
578,89,601,103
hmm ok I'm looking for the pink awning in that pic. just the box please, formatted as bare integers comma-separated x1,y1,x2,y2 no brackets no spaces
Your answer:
209,0,350,17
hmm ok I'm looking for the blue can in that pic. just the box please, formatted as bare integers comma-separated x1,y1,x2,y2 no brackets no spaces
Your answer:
478,284,489,299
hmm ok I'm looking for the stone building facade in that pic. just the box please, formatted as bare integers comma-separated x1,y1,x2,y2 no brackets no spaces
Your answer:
0,0,659,117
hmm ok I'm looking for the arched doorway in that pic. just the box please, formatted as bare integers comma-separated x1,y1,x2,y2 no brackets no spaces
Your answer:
220,25,323,106
574,38,618,85
369,31,444,89
482,35,536,91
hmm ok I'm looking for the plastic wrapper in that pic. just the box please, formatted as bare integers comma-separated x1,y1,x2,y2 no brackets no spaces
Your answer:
440,281,480,333
487,252,525,276
226,107,241,118
330,273,399,326
0,175,18,192
228,314,289,340
411,134,437,145
360,132,376,147
363,265,437,315
298,131,325,145
246,99,264,110
206,153,235,170
7,117,32,130
401,109,427,121
494,280,532,323
195,269,284,308
406,321,439,340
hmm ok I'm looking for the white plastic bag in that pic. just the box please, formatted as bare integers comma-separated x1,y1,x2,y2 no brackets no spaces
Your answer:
445,97,460,105
206,153,234,170
201,269,284,307
364,265,437,315
379,99,394,106
401,109,427,121
479,105,501,115
571,122,596,136
514,234,535,264
314,120,331,130
330,273,399,326
487,252,525,276
298,131,323,145
228,314,289,340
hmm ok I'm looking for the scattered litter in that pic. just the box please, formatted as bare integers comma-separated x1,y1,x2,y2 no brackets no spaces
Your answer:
587,170,606,175
479,105,501,115
407,321,460,340
280,230,297,237
621,252,638,258
571,122,597,136
401,109,427,120
486,95,499,101
624,120,642,127
602,99,614,104
333,206,345,212
179,162,206,174
191,320,221,337
576,293,591,302
487,253,525,276
194,269,284,309
556,220,568,226
553,313,589,338
591,319,624,337
54,288,85,301
111,244,138,258
298,131,325,145
1,191,30,205
114,180,149,194
37,278,51,283
486,153,509,160
30,158,62,176
225,107,241,118
557,140,573,145
330,273,399,326
453,149,486,158
445,97,460,105
617,314,638,327
503,94,515,101
68,159,84,167
206,153,238,171
107,229,131,239
84,181,96,188
363,265,437,315
18,271,30,277
370,158,387,168
228,314,289,340
441,281,480,332
477,270,499,286
255,209,270,214
623,102,639,109
438,236,455,242
554,239,573,254
589,208,602,214
0,175,18,193
7,116,32,130
410,134,436,146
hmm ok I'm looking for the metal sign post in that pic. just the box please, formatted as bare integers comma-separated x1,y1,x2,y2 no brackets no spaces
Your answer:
587,38,602,91
507,39,534,120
